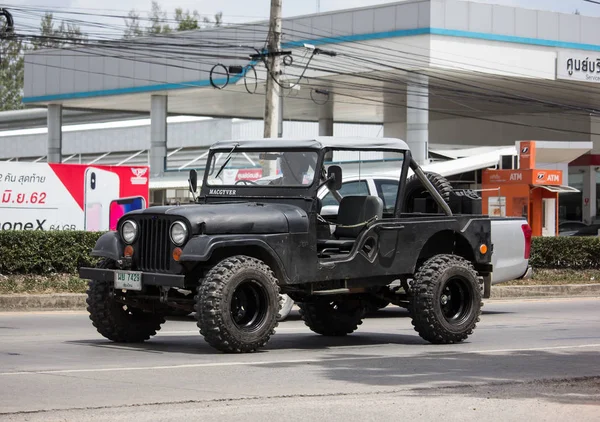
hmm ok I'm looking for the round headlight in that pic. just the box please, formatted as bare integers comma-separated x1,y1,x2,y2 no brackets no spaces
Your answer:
121,220,138,244
170,221,188,246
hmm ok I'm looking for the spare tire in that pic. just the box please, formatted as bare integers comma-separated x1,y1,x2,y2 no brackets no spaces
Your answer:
402,172,452,213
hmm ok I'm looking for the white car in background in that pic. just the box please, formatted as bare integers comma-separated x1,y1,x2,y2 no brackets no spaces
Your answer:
317,175,400,216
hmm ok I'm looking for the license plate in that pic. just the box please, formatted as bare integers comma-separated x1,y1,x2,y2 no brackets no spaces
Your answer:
114,271,142,291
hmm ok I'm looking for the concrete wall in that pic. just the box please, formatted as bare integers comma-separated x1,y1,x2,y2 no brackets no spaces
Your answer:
26,0,600,102
0,118,233,159
23,0,432,101
0,119,383,161
432,0,600,43
385,114,592,146
431,114,592,145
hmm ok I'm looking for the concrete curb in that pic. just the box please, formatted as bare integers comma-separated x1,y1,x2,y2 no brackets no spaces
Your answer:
490,284,600,299
0,285,599,311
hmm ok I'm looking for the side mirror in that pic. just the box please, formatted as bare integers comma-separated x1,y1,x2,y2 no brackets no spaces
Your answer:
188,169,198,194
327,165,342,191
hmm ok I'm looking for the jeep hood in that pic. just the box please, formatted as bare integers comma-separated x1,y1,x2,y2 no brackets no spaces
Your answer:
130,202,309,234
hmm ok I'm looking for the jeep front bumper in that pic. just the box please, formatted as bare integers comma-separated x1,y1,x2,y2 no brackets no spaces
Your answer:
78,267,185,288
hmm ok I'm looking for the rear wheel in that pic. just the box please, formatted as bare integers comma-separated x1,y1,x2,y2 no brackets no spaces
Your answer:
196,256,281,353
410,254,482,344
298,298,366,336
86,259,165,343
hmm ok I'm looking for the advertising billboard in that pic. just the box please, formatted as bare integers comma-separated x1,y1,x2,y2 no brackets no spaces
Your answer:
0,163,149,231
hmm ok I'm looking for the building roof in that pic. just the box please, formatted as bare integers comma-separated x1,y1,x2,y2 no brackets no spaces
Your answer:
23,0,600,125
209,136,410,151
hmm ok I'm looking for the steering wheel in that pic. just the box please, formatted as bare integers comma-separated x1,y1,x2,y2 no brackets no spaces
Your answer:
235,179,259,185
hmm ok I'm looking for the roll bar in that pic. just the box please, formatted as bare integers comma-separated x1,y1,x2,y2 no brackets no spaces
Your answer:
409,158,453,216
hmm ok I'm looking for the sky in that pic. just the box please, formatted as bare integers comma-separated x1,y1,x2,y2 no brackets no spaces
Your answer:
11,0,600,37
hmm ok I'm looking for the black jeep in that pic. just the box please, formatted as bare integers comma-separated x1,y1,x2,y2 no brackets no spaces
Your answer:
79,137,492,353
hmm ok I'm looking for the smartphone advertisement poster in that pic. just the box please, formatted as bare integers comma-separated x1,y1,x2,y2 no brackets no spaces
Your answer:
0,162,149,232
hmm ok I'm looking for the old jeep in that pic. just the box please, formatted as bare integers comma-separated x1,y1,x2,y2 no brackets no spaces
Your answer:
79,137,492,353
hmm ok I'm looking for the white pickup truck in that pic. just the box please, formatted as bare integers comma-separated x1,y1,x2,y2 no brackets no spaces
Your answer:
275,173,532,320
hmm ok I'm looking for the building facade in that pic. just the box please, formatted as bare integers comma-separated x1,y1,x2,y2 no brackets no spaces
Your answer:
16,0,600,221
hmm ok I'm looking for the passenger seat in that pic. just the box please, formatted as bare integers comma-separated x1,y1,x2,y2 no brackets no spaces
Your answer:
318,195,383,251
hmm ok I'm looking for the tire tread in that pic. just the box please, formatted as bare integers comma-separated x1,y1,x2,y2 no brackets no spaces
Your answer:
86,259,165,343
410,254,482,344
195,255,280,353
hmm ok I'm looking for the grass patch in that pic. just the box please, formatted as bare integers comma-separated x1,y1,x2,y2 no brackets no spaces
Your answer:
1,269,599,295
0,274,88,294
504,269,600,286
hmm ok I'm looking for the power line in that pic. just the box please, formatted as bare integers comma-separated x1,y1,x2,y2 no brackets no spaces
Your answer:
12,3,600,139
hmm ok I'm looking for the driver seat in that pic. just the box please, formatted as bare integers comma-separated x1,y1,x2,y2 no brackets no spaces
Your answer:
318,195,384,251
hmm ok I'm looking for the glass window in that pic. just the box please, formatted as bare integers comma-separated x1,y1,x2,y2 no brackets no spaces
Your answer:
205,150,318,187
375,180,399,212
321,180,369,206
324,150,404,180
561,169,583,222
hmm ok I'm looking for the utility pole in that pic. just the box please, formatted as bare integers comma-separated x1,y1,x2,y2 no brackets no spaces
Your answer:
278,84,284,137
263,0,282,139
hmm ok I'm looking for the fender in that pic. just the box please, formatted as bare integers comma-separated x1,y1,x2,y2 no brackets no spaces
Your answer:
180,235,291,283
90,231,123,261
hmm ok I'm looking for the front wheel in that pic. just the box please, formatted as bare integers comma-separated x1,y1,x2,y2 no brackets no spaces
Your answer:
86,259,165,343
195,256,281,353
410,255,482,344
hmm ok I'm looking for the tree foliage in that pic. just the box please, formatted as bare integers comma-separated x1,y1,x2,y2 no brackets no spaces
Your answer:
147,1,172,35
174,8,200,31
0,2,223,111
124,2,223,37
0,12,87,110
124,10,145,39
0,36,25,111
32,13,87,49
1,10,24,111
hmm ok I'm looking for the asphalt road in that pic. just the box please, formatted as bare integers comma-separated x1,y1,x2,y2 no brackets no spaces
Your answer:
0,298,599,421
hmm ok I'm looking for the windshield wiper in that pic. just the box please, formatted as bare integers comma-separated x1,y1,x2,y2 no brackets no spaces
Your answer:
214,143,239,179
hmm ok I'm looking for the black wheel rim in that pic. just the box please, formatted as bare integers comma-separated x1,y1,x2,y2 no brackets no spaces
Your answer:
439,276,473,325
230,280,268,332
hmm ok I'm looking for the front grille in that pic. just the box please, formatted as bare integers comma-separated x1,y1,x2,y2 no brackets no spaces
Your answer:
138,216,171,272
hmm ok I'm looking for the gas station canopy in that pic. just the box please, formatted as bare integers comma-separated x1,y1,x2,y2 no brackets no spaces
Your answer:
21,0,600,138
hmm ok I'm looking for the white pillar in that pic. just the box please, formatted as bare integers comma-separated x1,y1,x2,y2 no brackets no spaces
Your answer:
318,118,333,136
150,95,168,177
406,74,429,165
583,166,597,224
47,104,62,163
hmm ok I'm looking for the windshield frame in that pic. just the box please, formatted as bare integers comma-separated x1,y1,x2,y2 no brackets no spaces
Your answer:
199,146,408,200
200,147,323,198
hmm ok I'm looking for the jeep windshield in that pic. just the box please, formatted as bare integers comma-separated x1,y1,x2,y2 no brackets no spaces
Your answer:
205,150,319,187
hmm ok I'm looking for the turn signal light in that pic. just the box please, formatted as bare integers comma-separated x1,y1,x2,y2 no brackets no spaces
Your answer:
124,245,134,257
479,244,488,255
173,247,182,261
